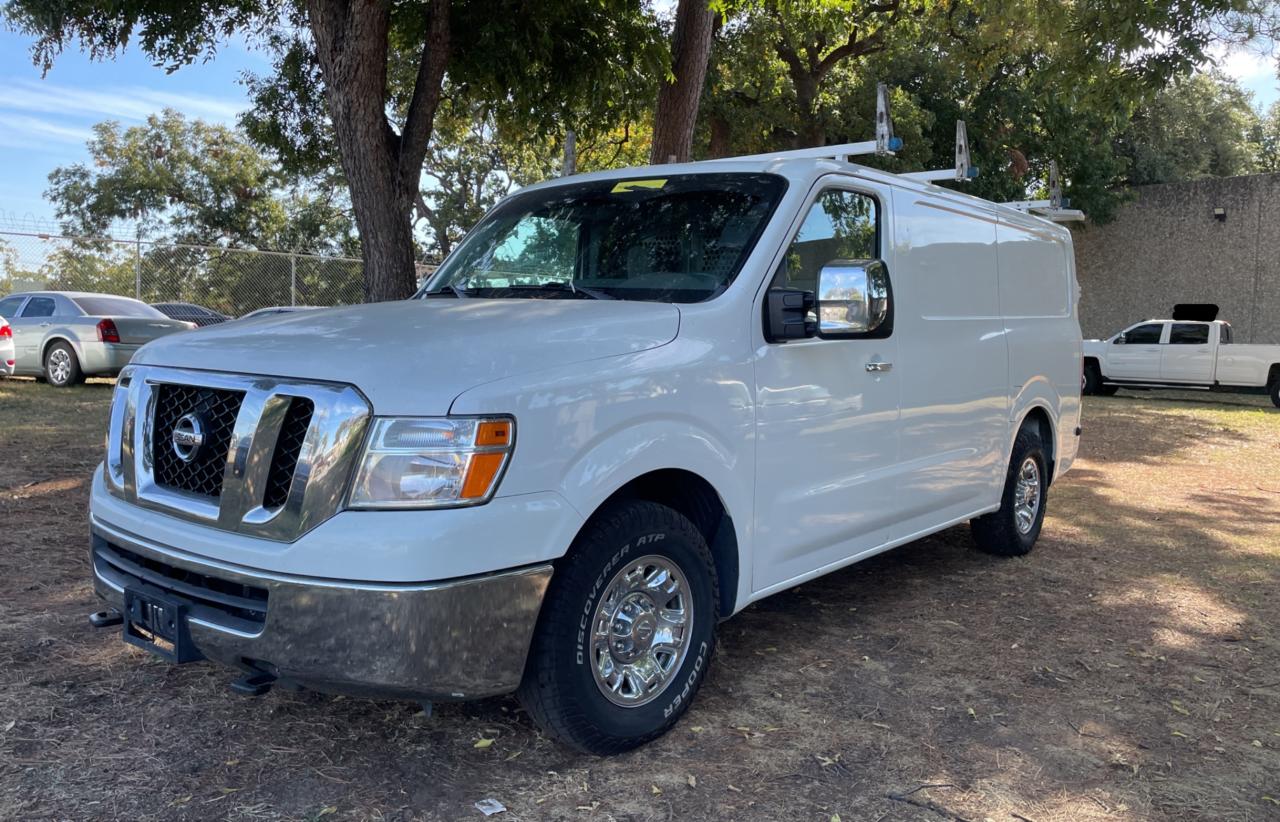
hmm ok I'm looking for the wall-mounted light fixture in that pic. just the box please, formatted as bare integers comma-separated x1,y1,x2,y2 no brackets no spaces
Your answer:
1213,206,1227,222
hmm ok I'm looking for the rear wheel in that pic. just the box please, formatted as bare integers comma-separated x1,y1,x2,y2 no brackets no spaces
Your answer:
518,500,718,755
44,342,82,387
971,424,1048,556
1269,378,1280,409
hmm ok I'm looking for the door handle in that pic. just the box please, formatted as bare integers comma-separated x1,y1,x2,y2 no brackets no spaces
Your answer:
865,361,893,373
39,322,52,328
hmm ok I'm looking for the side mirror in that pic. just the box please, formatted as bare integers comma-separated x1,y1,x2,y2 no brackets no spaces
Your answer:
816,259,892,338
1114,333,1127,345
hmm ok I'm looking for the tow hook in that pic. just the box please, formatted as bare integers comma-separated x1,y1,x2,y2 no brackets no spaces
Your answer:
89,609,123,628
229,671,277,697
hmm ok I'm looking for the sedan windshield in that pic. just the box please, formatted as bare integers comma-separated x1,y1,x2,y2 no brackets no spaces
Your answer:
420,173,787,303
73,296,167,318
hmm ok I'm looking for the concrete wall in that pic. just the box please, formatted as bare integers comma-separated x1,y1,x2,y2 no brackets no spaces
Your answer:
1071,173,1280,344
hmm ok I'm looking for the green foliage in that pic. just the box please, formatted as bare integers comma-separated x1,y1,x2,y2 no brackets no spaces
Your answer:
1117,71,1265,185
44,109,356,252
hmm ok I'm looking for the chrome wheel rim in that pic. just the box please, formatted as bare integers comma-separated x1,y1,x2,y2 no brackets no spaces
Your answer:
590,554,692,708
1013,457,1041,535
48,349,71,385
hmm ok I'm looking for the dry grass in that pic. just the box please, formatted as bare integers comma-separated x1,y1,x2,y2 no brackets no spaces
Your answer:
1,376,1278,821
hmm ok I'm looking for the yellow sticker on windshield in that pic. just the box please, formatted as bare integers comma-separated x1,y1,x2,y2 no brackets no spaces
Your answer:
610,179,667,193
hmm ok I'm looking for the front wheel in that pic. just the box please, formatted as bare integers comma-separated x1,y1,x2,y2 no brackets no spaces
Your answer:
971,425,1048,556
1270,379,1280,409
518,501,718,755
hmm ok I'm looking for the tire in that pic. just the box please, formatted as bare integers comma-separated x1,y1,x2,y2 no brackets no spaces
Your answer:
518,500,719,755
1270,379,1280,409
971,424,1048,556
44,342,83,387
1082,361,1103,395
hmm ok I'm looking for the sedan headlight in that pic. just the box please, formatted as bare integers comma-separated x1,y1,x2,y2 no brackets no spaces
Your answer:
348,417,515,509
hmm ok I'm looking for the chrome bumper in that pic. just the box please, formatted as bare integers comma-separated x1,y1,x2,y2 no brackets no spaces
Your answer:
90,518,553,700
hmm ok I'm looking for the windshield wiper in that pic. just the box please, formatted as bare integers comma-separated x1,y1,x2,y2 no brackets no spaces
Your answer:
501,282,614,300
423,283,470,298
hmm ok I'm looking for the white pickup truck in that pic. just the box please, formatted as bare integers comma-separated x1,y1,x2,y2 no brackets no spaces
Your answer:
88,148,1082,754
1083,319,1280,407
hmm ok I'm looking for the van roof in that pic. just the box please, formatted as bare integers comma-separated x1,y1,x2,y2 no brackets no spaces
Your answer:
517,156,1069,234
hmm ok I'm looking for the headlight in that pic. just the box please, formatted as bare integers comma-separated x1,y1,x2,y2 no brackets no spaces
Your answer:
347,417,515,509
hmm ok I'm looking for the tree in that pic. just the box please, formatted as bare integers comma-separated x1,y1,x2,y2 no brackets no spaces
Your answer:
1117,71,1264,185
44,110,355,251
5,0,664,302
650,0,718,163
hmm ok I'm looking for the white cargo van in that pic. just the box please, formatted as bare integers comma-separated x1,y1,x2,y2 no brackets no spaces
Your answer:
88,149,1083,754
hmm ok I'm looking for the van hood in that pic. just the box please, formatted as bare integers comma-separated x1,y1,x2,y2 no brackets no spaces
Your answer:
132,299,681,414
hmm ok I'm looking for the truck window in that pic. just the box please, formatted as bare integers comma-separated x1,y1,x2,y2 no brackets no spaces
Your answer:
771,189,878,292
1220,324,1233,345
1169,323,1209,345
1123,323,1163,344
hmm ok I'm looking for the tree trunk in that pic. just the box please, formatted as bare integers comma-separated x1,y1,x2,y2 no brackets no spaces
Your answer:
649,0,715,165
307,0,449,302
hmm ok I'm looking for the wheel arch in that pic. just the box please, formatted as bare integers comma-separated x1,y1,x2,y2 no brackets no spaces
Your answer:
571,468,740,620
1016,405,1057,484
40,333,84,365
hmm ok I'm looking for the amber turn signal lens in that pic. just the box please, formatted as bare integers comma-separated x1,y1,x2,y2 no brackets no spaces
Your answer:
475,421,512,447
461,452,506,499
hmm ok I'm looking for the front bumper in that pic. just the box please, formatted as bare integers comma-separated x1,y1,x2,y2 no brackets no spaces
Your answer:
90,517,553,700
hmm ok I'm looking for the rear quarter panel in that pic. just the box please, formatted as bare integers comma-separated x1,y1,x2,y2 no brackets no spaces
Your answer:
996,211,1082,478
1216,343,1280,387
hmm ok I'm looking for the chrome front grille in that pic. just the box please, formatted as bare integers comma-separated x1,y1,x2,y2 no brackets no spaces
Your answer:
152,384,245,498
104,365,371,542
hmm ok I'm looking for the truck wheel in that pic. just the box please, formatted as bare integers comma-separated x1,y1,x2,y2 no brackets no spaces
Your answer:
1082,361,1102,395
970,425,1048,556
44,342,83,387
1270,379,1280,409
518,500,718,755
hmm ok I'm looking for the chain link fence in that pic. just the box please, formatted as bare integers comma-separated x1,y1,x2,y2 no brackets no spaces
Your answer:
0,228,440,318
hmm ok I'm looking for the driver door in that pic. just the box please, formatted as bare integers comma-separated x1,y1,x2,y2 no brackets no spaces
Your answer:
1107,322,1165,380
752,182,902,592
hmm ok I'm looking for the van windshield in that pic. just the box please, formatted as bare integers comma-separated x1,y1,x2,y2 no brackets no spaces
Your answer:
419,173,787,303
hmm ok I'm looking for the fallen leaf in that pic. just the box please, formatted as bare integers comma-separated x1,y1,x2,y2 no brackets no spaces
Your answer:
1170,701,1190,716
318,808,337,817
474,738,495,749
651,785,662,795
687,775,697,788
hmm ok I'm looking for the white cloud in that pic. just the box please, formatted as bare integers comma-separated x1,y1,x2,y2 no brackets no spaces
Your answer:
1211,46,1275,82
0,78,244,125
0,114,93,149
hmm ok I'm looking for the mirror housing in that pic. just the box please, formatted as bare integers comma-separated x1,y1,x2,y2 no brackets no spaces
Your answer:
816,259,893,339
763,287,816,342
1114,333,1127,345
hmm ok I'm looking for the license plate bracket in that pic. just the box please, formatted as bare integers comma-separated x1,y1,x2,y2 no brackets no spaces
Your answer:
122,588,204,664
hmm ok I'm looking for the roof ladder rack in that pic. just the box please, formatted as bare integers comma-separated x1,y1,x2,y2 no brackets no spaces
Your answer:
900,121,979,184
709,83,903,164
1003,161,1086,222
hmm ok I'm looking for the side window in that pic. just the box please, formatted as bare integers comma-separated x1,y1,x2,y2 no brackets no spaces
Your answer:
1169,323,1209,345
772,189,877,292
0,296,25,318
1123,323,1163,344
20,297,56,318
1219,324,1233,345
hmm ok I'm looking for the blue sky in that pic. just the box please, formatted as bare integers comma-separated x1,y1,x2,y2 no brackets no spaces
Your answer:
0,28,266,227
2,27,1278,230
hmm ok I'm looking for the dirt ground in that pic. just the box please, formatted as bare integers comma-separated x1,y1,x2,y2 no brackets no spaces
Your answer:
1,378,1278,822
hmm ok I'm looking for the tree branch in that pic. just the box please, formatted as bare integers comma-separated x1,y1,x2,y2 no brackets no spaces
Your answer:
398,0,451,187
